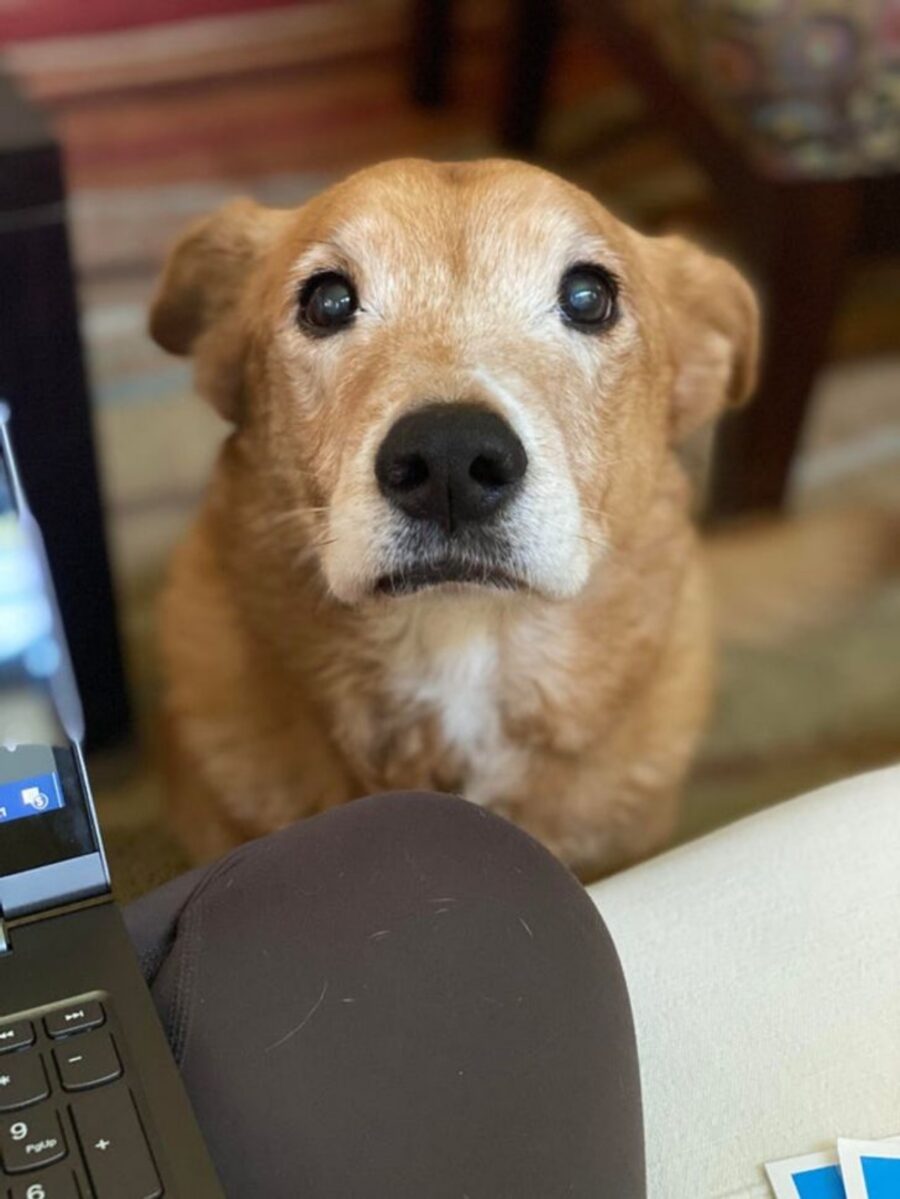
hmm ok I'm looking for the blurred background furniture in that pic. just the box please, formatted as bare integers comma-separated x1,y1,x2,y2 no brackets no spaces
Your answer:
412,0,900,521
0,71,130,748
0,0,896,891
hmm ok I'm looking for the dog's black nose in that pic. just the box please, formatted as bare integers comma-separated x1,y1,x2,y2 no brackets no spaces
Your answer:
375,402,528,532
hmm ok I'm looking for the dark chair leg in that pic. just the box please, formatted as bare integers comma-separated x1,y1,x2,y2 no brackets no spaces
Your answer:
707,180,860,522
410,0,454,107
0,76,131,749
499,0,563,156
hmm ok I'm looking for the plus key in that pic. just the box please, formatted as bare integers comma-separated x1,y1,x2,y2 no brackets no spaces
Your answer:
71,1085,161,1198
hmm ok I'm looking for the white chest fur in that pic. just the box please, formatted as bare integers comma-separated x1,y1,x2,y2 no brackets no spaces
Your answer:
380,595,527,804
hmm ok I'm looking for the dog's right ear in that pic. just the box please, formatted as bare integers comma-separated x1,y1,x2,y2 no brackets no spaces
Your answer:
150,198,290,419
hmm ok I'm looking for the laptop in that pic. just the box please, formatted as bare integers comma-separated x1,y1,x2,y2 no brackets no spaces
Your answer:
0,406,223,1198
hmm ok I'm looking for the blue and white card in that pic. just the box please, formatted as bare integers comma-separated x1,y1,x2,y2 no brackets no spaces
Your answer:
767,1139,900,1199
838,1138,900,1199
766,1149,846,1199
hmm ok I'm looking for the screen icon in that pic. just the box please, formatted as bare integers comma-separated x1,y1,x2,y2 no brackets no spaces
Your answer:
20,786,51,812
0,772,64,823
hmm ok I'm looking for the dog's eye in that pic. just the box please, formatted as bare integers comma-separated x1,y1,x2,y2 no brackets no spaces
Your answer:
298,271,358,334
558,265,618,331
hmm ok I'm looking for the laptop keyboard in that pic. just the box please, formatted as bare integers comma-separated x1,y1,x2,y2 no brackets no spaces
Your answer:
0,997,162,1198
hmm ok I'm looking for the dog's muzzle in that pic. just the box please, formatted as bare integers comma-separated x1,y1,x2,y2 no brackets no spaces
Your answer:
373,402,528,595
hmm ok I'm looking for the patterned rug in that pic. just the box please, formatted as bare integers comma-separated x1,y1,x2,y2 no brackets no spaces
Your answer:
3,2,898,897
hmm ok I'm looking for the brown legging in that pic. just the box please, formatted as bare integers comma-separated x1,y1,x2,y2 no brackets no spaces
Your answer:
125,792,645,1198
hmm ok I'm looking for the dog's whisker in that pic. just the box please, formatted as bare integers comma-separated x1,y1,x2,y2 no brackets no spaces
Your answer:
573,533,608,551
292,532,337,564
267,506,330,529
300,536,337,555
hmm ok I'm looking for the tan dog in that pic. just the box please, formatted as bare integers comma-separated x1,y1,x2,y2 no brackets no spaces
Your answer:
151,158,758,878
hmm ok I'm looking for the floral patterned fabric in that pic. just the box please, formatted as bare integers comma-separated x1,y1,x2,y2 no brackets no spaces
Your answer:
629,0,900,178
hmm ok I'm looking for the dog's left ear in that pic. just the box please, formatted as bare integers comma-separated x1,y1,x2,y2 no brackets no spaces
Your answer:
649,234,760,442
150,198,291,420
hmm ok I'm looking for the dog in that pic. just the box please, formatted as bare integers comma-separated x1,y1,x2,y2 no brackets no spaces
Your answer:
150,158,760,878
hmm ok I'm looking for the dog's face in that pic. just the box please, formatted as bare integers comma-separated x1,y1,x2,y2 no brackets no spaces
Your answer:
151,159,757,605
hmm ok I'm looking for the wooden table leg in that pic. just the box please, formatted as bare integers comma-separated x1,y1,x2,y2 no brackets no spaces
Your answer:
707,179,860,522
410,0,454,107
499,0,562,155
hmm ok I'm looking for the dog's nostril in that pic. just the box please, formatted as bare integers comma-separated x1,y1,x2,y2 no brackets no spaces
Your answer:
388,454,429,493
469,454,507,490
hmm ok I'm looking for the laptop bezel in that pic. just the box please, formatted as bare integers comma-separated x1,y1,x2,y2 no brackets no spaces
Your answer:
0,405,110,919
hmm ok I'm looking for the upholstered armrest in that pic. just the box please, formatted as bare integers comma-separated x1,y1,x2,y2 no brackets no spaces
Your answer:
590,765,900,1199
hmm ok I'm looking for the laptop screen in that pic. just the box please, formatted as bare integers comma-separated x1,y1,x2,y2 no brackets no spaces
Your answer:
0,449,66,747
0,410,106,912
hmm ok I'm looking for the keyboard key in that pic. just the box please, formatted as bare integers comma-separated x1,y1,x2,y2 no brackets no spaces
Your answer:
54,1032,121,1092
0,1052,49,1113
0,1108,67,1173
44,1002,104,1040
0,1021,35,1054
10,1165,81,1197
71,1087,161,1199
